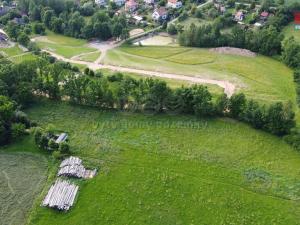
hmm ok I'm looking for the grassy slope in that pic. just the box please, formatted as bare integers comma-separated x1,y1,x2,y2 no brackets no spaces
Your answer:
105,46,296,104
35,31,96,58
0,138,48,225
26,101,300,225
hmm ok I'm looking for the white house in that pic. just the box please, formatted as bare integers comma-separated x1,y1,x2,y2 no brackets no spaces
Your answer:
112,0,126,6
144,0,154,4
167,0,182,9
95,0,107,6
152,7,167,21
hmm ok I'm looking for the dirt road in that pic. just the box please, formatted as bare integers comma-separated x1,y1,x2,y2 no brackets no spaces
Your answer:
44,50,236,96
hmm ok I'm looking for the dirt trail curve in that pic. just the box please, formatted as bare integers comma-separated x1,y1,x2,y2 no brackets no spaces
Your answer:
44,50,236,96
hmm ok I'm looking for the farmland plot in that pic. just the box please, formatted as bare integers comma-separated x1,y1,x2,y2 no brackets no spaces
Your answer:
0,153,48,225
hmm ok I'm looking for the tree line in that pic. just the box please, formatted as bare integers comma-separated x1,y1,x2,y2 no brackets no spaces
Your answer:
0,55,297,148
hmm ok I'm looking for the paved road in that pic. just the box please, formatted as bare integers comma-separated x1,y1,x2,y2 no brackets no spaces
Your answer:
44,50,236,97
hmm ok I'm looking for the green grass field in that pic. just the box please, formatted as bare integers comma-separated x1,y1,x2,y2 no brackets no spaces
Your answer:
105,46,296,104
283,23,300,43
35,31,96,58
78,51,101,62
0,45,23,57
23,100,300,225
0,150,48,225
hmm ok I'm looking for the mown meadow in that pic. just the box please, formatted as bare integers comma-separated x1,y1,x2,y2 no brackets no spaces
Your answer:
20,100,300,225
34,31,96,58
0,150,48,225
105,46,296,104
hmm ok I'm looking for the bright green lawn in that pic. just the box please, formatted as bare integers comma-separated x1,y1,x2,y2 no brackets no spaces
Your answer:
78,51,101,62
0,45,23,57
9,52,38,63
35,31,96,58
283,23,300,43
179,17,213,28
105,46,296,104
25,101,300,225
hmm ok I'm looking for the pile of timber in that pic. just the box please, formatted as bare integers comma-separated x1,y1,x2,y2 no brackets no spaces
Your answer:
42,179,79,211
58,156,97,179
60,156,82,167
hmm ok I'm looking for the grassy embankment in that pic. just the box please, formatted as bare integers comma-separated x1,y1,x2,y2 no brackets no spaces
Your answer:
105,46,296,104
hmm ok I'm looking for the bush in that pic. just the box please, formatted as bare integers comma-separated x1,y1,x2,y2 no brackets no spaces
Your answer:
13,110,31,128
107,73,124,82
52,150,63,159
32,23,46,35
195,9,203,18
59,142,70,154
167,23,177,35
48,139,59,151
11,123,26,140
17,32,30,47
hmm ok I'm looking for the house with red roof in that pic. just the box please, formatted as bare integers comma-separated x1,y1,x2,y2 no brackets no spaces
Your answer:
125,0,138,12
167,0,182,9
234,11,245,21
260,11,269,21
152,7,168,21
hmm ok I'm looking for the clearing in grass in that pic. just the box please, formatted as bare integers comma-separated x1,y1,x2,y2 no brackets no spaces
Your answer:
26,101,300,225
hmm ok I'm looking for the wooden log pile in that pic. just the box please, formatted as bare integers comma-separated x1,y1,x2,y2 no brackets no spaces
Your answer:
58,156,97,179
58,164,86,178
60,156,82,168
42,179,79,211
42,156,97,211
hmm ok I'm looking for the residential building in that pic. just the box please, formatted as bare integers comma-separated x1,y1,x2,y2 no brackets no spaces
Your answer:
144,0,154,4
112,0,126,6
125,0,138,12
234,11,244,21
0,6,9,16
167,0,182,9
152,7,168,21
95,0,107,6
260,11,269,21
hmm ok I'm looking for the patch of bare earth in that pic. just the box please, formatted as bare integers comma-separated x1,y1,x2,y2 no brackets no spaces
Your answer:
210,47,256,57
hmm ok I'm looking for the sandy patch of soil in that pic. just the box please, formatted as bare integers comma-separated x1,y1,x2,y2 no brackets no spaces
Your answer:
134,35,177,46
31,36,55,44
210,47,256,57
130,29,144,37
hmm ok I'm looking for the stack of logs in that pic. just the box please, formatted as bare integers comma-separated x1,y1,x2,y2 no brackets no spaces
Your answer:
42,179,79,211
58,156,97,179
42,156,97,211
